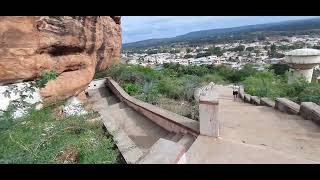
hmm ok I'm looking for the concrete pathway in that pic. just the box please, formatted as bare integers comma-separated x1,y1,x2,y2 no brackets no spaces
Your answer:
185,85,320,164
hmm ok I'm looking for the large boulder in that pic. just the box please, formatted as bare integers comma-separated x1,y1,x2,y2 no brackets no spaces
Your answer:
0,16,121,103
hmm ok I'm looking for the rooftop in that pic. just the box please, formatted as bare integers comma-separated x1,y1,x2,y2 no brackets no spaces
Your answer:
285,48,320,56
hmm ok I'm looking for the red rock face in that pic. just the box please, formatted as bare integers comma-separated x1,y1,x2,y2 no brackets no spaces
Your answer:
0,16,121,103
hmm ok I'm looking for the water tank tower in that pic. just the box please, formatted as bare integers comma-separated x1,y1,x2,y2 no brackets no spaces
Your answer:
285,48,320,84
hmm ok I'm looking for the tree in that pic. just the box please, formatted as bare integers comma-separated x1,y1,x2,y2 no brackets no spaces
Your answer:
313,45,320,50
270,43,277,53
268,64,290,75
268,43,281,58
246,47,254,51
208,46,223,56
232,45,245,52
184,54,194,59
238,45,245,52
257,34,266,41
170,49,180,54
186,48,192,53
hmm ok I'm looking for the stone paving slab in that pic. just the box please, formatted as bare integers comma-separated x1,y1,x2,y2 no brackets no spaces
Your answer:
184,85,320,164
185,136,317,164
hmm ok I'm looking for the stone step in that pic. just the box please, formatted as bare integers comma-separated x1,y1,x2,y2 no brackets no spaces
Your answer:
137,138,185,164
92,99,117,111
99,113,145,164
150,124,171,138
108,102,127,110
108,108,168,132
93,95,120,107
100,112,155,151
171,133,183,142
87,88,112,100
109,107,140,119
105,96,120,106
178,134,196,150
105,107,169,149
165,132,176,140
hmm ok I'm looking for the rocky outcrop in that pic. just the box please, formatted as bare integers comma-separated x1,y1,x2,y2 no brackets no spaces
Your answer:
0,16,121,103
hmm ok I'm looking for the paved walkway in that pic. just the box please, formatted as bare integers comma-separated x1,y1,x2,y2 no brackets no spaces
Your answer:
184,85,320,164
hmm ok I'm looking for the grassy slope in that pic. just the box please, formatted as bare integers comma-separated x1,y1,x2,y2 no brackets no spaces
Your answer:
0,104,120,164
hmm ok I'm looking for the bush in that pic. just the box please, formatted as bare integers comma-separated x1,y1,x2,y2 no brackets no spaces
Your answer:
201,74,226,84
123,83,141,95
0,104,120,164
298,83,320,105
245,47,254,51
154,78,182,100
283,77,309,102
242,71,286,99
268,64,290,75
184,54,194,58
95,64,161,86
163,63,212,77
35,71,57,88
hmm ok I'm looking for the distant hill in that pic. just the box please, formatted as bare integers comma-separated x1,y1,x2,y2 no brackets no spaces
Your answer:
123,17,320,49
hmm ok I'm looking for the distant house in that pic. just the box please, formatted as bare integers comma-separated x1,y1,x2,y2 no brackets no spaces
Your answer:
265,58,285,64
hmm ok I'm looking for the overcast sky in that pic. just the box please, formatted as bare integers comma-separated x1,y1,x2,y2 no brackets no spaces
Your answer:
122,16,318,44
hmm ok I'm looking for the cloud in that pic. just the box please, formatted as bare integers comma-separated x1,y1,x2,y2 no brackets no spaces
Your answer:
122,16,318,43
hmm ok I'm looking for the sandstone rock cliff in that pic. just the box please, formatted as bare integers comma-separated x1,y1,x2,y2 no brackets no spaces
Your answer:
0,16,121,103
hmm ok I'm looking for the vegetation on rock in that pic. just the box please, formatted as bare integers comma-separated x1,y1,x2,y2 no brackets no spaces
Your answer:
35,71,57,88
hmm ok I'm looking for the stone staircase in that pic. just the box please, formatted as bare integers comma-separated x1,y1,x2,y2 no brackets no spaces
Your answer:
87,87,196,164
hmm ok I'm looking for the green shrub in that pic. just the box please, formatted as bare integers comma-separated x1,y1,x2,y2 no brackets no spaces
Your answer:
36,71,57,88
201,73,226,84
95,64,161,86
0,104,120,164
163,63,213,77
242,71,285,99
180,75,201,102
123,83,141,96
154,78,182,100
268,64,290,75
152,75,200,102
297,83,320,105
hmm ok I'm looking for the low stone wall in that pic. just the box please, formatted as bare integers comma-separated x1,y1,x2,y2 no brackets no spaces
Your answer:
240,90,320,126
244,94,251,103
275,98,300,115
105,77,200,137
250,96,260,106
239,91,245,100
300,102,320,126
260,98,275,108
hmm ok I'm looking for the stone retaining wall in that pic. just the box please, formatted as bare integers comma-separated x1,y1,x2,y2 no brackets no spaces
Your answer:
239,89,320,127
300,102,320,126
239,91,245,100
250,96,260,106
105,77,200,137
275,98,300,115
244,94,251,103
260,98,275,108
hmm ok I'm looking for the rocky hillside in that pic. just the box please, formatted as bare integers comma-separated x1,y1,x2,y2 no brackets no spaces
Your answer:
0,16,121,103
